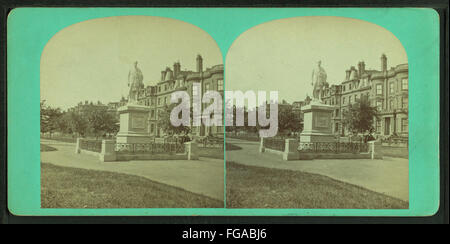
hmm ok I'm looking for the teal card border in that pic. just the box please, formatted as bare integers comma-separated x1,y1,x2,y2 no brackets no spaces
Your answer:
7,8,440,216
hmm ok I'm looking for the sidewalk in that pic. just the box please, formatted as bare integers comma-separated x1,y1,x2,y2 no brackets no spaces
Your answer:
41,139,224,201
226,138,409,202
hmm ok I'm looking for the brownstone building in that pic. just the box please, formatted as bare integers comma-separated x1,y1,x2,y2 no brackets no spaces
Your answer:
319,54,408,137
130,55,224,137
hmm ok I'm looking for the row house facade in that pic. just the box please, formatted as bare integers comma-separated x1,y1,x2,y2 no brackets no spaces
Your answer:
320,54,408,137
131,55,224,137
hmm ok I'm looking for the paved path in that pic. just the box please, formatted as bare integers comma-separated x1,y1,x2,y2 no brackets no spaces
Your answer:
41,139,224,201
226,138,409,202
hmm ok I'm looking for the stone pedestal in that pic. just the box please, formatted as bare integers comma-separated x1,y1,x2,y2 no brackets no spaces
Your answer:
116,104,151,144
185,141,199,160
300,100,336,143
259,137,265,153
283,139,299,161
99,140,116,162
368,140,384,160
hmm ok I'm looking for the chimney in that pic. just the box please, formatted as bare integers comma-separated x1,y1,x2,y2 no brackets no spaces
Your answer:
161,71,166,81
345,69,351,81
196,54,203,72
173,62,181,78
381,54,387,72
358,61,366,76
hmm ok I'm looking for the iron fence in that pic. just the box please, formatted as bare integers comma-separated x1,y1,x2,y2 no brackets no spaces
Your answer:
298,142,369,154
264,138,285,151
197,137,224,148
80,140,102,153
381,136,409,148
115,142,185,154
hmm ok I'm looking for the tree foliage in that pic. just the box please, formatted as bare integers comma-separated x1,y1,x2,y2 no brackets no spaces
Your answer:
40,100,63,137
87,109,119,138
40,100,118,138
278,105,303,135
67,111,89,137
343,96,378,134
157,103,191,136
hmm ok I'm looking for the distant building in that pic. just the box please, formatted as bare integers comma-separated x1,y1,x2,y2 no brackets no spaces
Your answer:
112,55,224,137
318,54,408,137
107,96,128,118
68,100,108,117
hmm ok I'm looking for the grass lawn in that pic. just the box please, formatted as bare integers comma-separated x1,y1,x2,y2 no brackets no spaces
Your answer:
41,163,222,208
197,143,242,159
382,146,408,159
40,144,57,152
41,136,77,143
226,161,408,209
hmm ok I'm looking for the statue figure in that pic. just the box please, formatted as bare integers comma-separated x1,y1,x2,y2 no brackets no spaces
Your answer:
127,61,144,104
311,60,328,101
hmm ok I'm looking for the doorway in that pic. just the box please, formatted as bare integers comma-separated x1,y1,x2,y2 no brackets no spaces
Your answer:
384,117,391,135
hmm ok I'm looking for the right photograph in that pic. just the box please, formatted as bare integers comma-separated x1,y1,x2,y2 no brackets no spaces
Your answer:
225,16,409,209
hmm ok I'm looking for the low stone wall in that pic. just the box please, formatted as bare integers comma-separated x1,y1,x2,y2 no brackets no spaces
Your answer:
115,153,187,161
76,138,199,162
259,137,383,161
75,138,102,156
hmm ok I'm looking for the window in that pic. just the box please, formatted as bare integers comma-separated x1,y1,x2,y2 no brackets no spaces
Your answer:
150,124,155,133
401,118,408,132
335,109,340,117
402,78,408,90
376,101,382,110
164,97,167,104
158,98,161,105
376,120,381,132
343,97,346,105
192,82,200,96
402,97,408,109
158,86,161,92
389,82,395,94
217,79,224,91
150,110,155,119
390,100,394,110
349,96,353,104
376,84,382,95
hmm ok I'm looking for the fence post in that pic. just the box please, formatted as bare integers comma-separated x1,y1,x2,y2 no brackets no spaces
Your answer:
99,140,116,162
259,137,265,153
75,138,82,154
185,141,199,160
369,140,384,160
283,139,299,161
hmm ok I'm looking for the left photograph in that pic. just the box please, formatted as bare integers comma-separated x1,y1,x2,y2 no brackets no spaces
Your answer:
40,16,225,208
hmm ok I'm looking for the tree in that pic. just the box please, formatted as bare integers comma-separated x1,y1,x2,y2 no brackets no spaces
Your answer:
277,105,302,136
40,100,62,137
67,111,88,137
87,109,119,139
157,104,191,136
343,96,378,134
57,112,72,134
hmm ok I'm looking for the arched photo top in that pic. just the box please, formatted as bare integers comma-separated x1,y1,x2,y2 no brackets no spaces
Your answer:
40,15,223,110
225,16,408,103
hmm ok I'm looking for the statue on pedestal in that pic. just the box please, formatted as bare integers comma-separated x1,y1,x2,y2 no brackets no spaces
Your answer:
311,60,328,102
128,61,144,104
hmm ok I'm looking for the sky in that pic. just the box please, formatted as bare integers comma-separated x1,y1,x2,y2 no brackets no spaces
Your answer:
40,16,223,110
225,16,408,104
41,15,408,110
